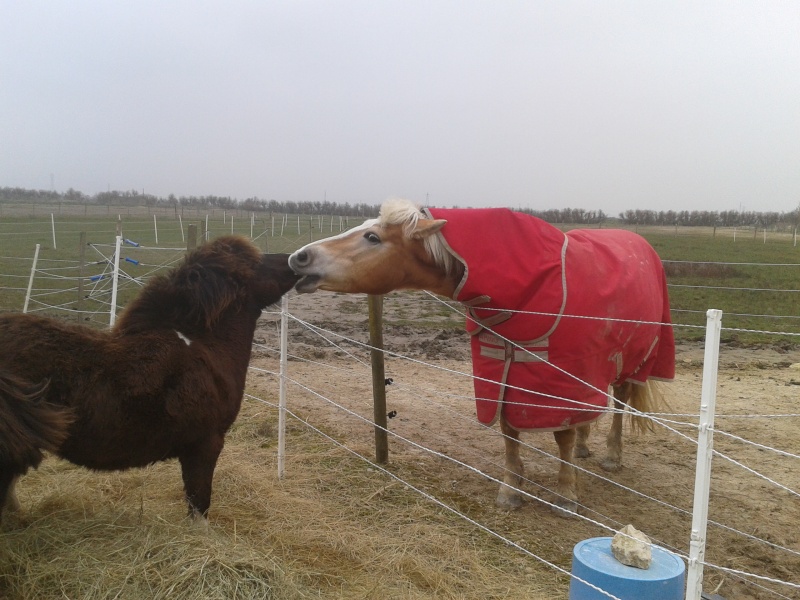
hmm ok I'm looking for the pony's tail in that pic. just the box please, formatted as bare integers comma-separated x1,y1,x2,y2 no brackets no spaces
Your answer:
627,380,667,434
0,372,74,475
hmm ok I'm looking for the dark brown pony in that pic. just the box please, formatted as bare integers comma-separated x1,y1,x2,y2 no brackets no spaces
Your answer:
0,236,298,525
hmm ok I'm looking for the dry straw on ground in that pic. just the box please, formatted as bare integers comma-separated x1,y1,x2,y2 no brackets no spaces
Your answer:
0,399,561,599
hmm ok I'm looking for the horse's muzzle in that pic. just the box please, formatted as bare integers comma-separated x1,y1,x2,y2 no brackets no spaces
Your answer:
289,250,320,293
294,274,320,293
288,249,311,271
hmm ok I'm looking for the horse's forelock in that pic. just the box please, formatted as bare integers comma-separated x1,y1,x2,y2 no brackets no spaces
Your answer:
378,199,458,276
378,198,422,237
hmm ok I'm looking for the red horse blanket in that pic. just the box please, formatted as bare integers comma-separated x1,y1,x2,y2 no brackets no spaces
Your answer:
424,207,675,432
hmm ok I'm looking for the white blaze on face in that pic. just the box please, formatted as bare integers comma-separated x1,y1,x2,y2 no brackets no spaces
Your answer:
293,218,378,256
289,219,379,293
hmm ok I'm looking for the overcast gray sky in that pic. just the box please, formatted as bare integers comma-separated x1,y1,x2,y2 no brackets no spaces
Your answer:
1,2,798,216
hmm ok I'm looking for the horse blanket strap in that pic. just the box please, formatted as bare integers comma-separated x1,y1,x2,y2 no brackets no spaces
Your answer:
476,330,549,404
479,342,548,364
466,307,512,336
424,207,675,432
461,295,491,307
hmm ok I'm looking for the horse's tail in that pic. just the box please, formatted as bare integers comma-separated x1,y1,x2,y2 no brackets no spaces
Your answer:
626,380,667,434
0,372,74,475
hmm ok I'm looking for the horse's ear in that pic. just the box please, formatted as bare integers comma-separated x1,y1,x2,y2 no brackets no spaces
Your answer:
412,219,446,239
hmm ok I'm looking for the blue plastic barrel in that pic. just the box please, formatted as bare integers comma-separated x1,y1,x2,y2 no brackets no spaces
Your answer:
569,537,685,600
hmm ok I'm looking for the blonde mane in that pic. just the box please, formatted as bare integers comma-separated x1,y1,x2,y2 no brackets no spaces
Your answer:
378,199,460,277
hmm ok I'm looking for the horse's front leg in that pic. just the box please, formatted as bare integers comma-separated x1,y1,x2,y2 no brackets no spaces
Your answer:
496,415,524,510
575,423,591,458
552,428,579,516
601,384,628,472
179,435,224,526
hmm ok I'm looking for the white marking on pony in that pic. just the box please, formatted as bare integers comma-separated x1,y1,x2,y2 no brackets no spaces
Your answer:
293,218,378,255
176,331,192,346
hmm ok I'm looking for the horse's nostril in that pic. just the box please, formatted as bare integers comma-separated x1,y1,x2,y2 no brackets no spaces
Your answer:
295,250,309,266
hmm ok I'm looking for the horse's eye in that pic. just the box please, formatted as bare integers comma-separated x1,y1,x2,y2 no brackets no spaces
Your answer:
364,232,381,244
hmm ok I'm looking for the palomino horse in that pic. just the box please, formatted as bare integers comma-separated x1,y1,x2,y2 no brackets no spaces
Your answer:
289,200,674,514
0,236,298,525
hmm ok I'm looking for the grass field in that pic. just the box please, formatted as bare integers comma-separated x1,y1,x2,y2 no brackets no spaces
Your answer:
0,211,333,326
0,210,798,343
642,228,800,343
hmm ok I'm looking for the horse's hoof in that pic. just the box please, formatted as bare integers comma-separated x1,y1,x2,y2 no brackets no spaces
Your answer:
187,509,210,531
189,518,209,532
551,499,579,518
496,493,523,511
575,446,591,459
600,459,622,472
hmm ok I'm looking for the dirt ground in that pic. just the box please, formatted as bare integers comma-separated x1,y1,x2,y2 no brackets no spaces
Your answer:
251,290,800,600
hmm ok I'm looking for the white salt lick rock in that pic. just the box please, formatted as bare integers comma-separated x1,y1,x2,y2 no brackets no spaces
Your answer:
611,524,652,569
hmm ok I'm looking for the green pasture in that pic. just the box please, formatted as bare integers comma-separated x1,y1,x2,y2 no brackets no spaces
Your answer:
0,212,341,326
642,229,800,344
0,213,797,344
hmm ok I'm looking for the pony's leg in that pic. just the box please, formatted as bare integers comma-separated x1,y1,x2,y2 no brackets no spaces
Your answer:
552,428,579,516
179,436,224,526
6,476,20,512
601,383,630,472
0,473,20,523
575,423,591,458
496,416,524,510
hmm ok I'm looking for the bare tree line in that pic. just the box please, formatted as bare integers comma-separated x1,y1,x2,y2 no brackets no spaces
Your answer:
2,186,798,227
618,208,800,229
0,187,379,218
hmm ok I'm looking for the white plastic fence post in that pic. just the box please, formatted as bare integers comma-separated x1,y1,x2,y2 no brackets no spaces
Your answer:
23,244,41,313
178,214,185,242
278,293,289,479
50,213,57,249
153,214,158,245
109,235,122,326
686,309,722,600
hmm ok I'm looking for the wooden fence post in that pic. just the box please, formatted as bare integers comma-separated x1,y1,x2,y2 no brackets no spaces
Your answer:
187,224,197,252
369,294,389,464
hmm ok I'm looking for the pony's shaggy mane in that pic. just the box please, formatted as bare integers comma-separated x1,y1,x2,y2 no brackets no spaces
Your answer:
379,198,461,277
115,237,262,334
